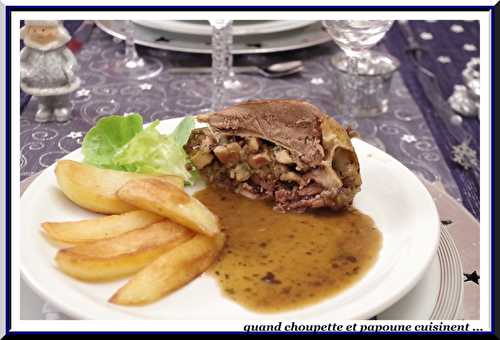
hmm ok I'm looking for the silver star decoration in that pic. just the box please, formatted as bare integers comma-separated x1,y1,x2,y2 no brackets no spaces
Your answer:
310,77,324,85
450,24,464,33
401,134,417,143
420,32,433,40
76,88,90,98
67,131,83,139
463,44,477,52
451,139,478,170
139,83,153,90
437,56,451,64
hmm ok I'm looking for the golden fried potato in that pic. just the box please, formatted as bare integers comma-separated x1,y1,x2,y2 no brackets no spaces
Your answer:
117,178,220,236
55,220,194,281
42,210,164,244
55,160,184,214
109,233,225,305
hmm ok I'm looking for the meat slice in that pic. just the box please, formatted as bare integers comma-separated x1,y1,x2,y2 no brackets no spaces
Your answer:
187,99,361,212
198,99,325,167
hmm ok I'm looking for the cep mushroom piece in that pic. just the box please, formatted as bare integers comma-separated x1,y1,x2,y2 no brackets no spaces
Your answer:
185,99,361,212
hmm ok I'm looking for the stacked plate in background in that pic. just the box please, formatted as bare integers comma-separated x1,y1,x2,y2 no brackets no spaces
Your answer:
96,20,331,54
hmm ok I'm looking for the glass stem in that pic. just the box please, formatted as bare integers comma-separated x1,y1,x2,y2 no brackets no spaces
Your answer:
345,52,361,115
124,21,143,67
211,20,232,110
346,54,359,75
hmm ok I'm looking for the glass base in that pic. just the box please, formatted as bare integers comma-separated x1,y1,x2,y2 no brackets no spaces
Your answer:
110,56,163,80
335,100,389,118
330,50,399,75
330,50,398,118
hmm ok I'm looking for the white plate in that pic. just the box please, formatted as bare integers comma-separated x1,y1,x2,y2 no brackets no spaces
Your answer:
20,117,440,320
132,20,317,36
96,20,331,55
378,225,464,320
20,178,471,321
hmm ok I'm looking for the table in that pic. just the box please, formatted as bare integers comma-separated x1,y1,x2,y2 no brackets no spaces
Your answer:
19,19,481,321
20,20,480,218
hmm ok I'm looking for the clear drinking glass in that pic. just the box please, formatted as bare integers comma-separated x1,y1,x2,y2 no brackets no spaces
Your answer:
323,20,397,117
331,51,399,118
110,20,163,80
209,19,241,111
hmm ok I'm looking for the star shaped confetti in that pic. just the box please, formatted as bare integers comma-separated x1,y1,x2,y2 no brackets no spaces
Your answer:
437,56,451,64
401,134,417,143
76,88,90,98
310,77,324,85
420,32,433,40
450,24,464,33
139,83,153,90
463,271,480,285
463,44,477,52
451,139,478,170
67,131,83,139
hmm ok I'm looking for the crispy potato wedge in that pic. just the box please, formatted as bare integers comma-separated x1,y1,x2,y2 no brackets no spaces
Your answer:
42,210,164,244
55,220,194,281
117,178,220,236
55,160,184,214
109,233,225,305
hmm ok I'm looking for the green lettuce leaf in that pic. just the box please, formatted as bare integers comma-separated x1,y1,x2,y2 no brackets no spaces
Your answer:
82,114,143,169
170,115,195,147
82,114,196,183
112,121,193,181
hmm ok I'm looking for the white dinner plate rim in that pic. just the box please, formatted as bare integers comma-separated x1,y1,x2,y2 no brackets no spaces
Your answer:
20,117,441,320
132,20,318,36
95,20,332,55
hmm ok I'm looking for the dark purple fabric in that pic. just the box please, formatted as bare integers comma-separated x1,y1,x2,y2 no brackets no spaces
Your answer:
385,21,480,219
20,20,84,113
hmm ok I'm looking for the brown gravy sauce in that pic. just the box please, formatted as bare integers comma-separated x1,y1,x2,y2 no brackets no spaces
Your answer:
195,186,382,313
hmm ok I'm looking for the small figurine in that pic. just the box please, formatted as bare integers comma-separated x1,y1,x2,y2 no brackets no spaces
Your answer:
20,20,80,122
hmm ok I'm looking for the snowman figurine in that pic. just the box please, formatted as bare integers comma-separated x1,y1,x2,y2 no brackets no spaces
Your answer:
20,20,80,123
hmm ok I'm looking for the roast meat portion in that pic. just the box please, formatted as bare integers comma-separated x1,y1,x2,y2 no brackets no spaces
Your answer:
186,99,361,212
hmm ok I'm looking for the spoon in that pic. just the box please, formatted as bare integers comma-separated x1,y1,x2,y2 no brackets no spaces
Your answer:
169,60,304,78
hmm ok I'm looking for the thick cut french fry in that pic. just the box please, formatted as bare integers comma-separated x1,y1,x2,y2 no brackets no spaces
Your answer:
42,210,164,244
109,233,225,305
55,220,194,281
117,178,220,236
55,160,184,214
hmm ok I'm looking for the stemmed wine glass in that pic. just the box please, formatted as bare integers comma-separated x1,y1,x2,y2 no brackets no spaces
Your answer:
323,20,397,117
323,20,394,75
109,20,163,80
209,19,242,111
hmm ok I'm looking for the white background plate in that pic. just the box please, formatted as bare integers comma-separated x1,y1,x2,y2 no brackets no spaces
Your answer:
95,21,331,55
132,20,317,36
20,118,440,320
